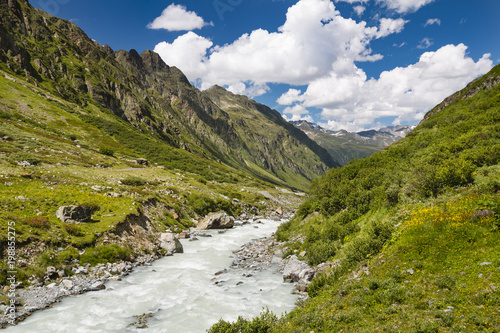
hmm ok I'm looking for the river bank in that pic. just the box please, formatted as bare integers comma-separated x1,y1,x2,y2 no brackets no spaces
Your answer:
1,215,302,331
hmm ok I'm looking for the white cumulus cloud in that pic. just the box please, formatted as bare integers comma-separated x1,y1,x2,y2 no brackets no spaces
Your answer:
147,4,212,31
292,44,492,131
154,0,407,96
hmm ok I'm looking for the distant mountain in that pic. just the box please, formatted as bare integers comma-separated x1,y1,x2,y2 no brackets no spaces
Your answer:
0,0,338,190
290,121,413,166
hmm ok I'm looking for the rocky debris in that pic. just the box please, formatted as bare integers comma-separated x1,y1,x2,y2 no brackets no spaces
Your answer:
90,185,113,192
17,161,34,167
0,253,161,327
282,255,315,291
159,233,184,254
197,212,234,230
231,236,280,271
128,312,154,329
135,158,149,166
56,205,93,223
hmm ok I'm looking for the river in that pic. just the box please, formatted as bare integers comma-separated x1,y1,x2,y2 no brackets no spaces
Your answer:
7,219,299,332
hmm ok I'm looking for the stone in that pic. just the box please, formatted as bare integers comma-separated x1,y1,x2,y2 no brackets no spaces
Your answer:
177,232,190,239
407,268,414,275
61,280,74,290
479,262,492,266
136,158,149,166
283,255,315,283
159,233,184,254
90,282,106,291
197,212,234,230
56,205,93,223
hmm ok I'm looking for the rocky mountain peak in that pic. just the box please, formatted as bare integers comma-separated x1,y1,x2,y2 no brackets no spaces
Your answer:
140,50,167,72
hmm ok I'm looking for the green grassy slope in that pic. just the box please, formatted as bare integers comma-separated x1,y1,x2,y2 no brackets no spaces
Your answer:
0,71,303,292
209,63,500,332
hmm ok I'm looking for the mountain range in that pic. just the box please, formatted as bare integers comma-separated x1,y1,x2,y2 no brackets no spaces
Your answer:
291,121,414,166
0,0,338,191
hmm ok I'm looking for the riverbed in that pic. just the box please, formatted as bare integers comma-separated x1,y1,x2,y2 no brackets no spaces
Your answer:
6,219,299,332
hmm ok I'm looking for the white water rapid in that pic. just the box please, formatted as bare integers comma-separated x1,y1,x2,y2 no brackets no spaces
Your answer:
7,219,299,333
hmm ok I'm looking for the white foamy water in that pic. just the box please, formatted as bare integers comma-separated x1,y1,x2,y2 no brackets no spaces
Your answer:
8,219,298,333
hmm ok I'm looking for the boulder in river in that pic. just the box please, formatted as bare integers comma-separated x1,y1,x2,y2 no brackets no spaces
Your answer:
159,233,184,254
197,212,234,230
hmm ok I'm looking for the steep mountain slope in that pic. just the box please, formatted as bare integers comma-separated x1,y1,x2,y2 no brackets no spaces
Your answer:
291,121,413,166
0,0,337,190
211,64,500,332
204,87,339,190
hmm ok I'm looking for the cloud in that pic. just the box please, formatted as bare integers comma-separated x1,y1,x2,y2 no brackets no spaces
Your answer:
277,89,305,105
424,18,441,27
147,4,212,31
153,32,212,80
417,37,433,49
376,0,435,13
336,0,434,13
283,114,315,122
154,0,407,96
376,18,408,38
287,44,491,131
353,5,366,16
283,104,310,115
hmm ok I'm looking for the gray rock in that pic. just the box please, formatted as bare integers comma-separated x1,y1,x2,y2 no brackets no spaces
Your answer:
197,212,234,230
479,262,492,266
159,233,184,254
282,255,315,283
90,282,106,291
61,280,74,290
56,205,93,223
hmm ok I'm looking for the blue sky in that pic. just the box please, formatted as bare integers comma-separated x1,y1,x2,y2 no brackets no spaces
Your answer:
34,0,499,132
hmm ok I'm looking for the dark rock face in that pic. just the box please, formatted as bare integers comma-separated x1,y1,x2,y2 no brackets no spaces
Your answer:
197,212,234,230
56,205,92,223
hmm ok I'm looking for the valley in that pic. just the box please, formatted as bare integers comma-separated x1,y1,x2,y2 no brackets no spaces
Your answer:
0,0,499,332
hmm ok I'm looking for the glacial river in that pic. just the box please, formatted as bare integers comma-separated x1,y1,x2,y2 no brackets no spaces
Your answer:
7,219,299,332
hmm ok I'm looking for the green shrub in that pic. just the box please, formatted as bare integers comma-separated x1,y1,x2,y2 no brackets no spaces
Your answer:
10,152,41,166
24,216,50,229
98,146,114,156
63,224,83,236
207,309,278,333
434,275,455,290
121,176,147,186
79,244,133,266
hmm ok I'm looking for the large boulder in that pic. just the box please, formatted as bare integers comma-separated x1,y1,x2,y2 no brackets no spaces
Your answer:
56,205,93,223
197,212,234,230
159,233,184,254
282,255,315,283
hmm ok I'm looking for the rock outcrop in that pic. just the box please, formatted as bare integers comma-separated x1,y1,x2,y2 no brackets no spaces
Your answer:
282,255,315,283
197,212,234,230
56,205,93,223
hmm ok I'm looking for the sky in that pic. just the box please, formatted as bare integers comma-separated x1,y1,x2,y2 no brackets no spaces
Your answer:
33,0,500,132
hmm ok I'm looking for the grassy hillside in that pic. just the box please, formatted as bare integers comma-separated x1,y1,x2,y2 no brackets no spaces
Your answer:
0,71,303,292
209,64,500,332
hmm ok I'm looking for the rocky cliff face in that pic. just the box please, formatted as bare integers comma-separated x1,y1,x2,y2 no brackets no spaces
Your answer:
0,0,337,189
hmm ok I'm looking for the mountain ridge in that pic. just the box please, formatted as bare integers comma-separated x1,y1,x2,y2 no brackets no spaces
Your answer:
0,0,338,190
290,120,413,166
